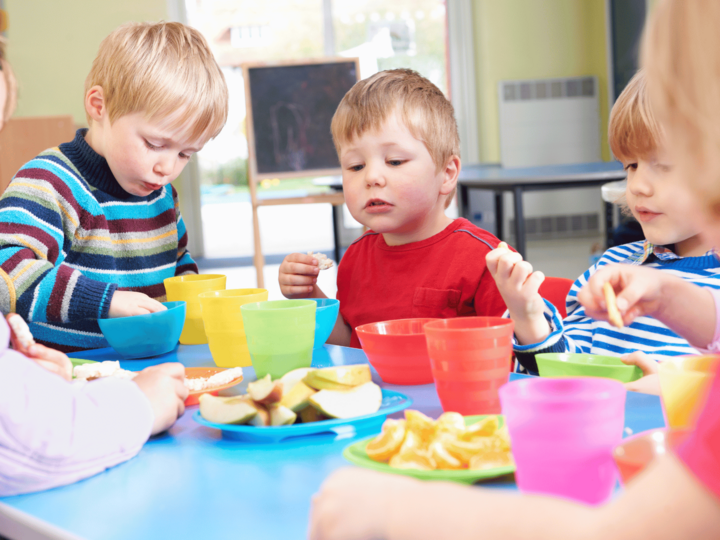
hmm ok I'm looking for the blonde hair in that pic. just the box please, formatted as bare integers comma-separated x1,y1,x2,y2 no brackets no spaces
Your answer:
85,21,228,143
608,70,662,163
331,69,459,207
641,0,720,209
0,37,17,125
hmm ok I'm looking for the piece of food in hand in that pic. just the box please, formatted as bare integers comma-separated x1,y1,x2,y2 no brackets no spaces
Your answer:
388,449,436,471
602,281,625,328
199,394,260,425
299,406,329,423
307,251,333,270
184,367,243,392
497,241,509,251
279,381,317,412
312,365,372,386
73,361,137,381
7,313,35,350
460,415,499,440
367,419,407,461
247,374,284,404
268,404,297,426
308,381,382,419
303,371,354,391
248,403,271,427
468,448,515,471
279,367,316,394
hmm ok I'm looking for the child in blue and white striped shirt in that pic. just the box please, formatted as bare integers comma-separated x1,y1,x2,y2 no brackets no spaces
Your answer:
485,70,720,381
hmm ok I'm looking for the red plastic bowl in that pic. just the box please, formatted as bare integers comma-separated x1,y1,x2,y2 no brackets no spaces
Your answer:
355,318,439,385
612,428,690,486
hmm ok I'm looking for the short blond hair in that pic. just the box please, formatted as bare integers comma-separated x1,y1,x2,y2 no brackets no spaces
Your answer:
608,70,662,163
641,0,720,209
0,37,17,125
331,69,459,206
85,21,228,143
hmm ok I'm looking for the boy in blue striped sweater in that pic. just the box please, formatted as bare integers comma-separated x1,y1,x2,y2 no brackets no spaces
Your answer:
485,70,720,381
0,22,228,352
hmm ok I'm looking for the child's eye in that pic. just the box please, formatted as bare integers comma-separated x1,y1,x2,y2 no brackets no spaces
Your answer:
623,162,638,171
145,140,161,151
348,164,364,172
388,160,405,166
179,153,191,160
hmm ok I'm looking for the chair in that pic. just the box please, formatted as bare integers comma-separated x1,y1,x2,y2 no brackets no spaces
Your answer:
538,276,573,318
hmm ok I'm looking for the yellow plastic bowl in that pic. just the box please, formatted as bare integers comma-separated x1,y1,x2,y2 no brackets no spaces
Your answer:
658,355,719,429
199,288,268,368
164,274,226,344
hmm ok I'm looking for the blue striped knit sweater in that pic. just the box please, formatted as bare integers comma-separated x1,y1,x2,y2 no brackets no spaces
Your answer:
0,129,197,352
514,241,720,374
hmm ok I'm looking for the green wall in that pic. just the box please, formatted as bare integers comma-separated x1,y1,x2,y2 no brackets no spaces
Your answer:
473,0,610,162
5,0,168,126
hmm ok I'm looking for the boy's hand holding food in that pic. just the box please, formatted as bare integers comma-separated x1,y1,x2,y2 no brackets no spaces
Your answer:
279,252,323,298
485,242,549,345
109,291,167,318
621,351,661,395
133,363,189,435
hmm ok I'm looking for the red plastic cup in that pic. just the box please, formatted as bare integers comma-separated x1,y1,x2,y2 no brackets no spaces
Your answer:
356,318,439,385
499,377,626,505
423,317,514,414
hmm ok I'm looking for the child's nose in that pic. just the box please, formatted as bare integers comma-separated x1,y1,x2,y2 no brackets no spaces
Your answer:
153,155,175,178
364,163,386,187
628,164,653,196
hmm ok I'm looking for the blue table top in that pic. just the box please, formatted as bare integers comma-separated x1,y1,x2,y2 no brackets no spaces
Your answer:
458,161,625,185
0,344,665,540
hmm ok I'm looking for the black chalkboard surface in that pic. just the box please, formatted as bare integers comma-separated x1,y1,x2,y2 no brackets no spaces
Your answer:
243,59,360,179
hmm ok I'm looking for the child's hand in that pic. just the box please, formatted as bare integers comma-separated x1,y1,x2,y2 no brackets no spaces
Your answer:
485,243,549,345
577,265,668,326
109,291,167,318
309,467,406,540
132,363,188,435
7,314,73,381
278,253,321,298
622,351,661,395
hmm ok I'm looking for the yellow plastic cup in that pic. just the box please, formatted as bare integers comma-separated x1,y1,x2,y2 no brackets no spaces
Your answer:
199,288,268,368
164,274,226,344
658,355,719,429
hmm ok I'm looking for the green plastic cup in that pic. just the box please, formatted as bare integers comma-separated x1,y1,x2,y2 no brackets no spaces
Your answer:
535,353,642,383
240,300,316,379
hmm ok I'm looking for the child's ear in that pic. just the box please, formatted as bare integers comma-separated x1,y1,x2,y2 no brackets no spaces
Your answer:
439,155,461,195
85,86,106,122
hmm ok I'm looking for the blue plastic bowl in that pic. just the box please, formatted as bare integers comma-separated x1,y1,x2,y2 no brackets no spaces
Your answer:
306,298,340,349
98,301,186,359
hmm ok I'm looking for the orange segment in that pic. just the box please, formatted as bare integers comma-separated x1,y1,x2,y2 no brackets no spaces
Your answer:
446,436,499,465
461,416,499,440
429,437,464,470
389,449,436,470
366,419,407,462
468,449,514,471
398,428,428,454
436,412,465,435
405,409,436,441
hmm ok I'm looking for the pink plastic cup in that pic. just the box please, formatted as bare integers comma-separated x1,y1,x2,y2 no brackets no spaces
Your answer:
499,377,627,505
424,317,514,414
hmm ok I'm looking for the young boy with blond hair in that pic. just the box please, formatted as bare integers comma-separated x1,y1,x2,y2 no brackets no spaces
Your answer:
0,22,228,352
485,70,720,383
279,69,507,347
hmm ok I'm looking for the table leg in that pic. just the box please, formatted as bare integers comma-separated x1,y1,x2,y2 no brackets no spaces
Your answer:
495,192,504,240
513,187,526,257
332,204,342,263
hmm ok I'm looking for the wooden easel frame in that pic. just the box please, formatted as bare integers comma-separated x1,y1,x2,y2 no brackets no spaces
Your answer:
241,57,360,288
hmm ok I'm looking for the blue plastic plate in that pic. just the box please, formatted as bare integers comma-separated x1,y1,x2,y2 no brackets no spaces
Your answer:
192,388,412,443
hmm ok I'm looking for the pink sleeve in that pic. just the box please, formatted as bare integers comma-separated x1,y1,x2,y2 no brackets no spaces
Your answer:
698,288,720,353
0,319,153,496
677,368,720,501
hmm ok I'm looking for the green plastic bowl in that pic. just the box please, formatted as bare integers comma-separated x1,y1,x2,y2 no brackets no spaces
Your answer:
535,353,643,383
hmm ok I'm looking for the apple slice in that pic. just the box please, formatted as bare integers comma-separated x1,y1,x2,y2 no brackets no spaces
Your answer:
313,365,371,386
248,403,271,427
199,394,259,425
303,371,354,391
279,367,316,393
299,406,329,423
279,381,317,412
309,381,382,419
269,404,297,426
247,374,284,404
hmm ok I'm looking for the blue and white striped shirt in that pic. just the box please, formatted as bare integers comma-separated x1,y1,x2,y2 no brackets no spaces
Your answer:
513,241,720,374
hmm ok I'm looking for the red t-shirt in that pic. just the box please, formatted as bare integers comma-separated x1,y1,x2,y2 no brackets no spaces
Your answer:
336,218,508,348
677,368,720,500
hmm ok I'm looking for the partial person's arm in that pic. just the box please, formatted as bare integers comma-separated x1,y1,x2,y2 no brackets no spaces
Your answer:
171,186,199,276
0,353,154,497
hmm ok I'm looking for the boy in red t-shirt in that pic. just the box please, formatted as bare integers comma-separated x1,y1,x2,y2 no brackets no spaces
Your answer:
279,69,507,347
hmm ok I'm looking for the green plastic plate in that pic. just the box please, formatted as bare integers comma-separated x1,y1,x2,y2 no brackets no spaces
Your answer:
536,353,642,383
342,415,515,485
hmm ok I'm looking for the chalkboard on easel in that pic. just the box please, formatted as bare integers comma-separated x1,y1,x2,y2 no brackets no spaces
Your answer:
243,58,360,180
